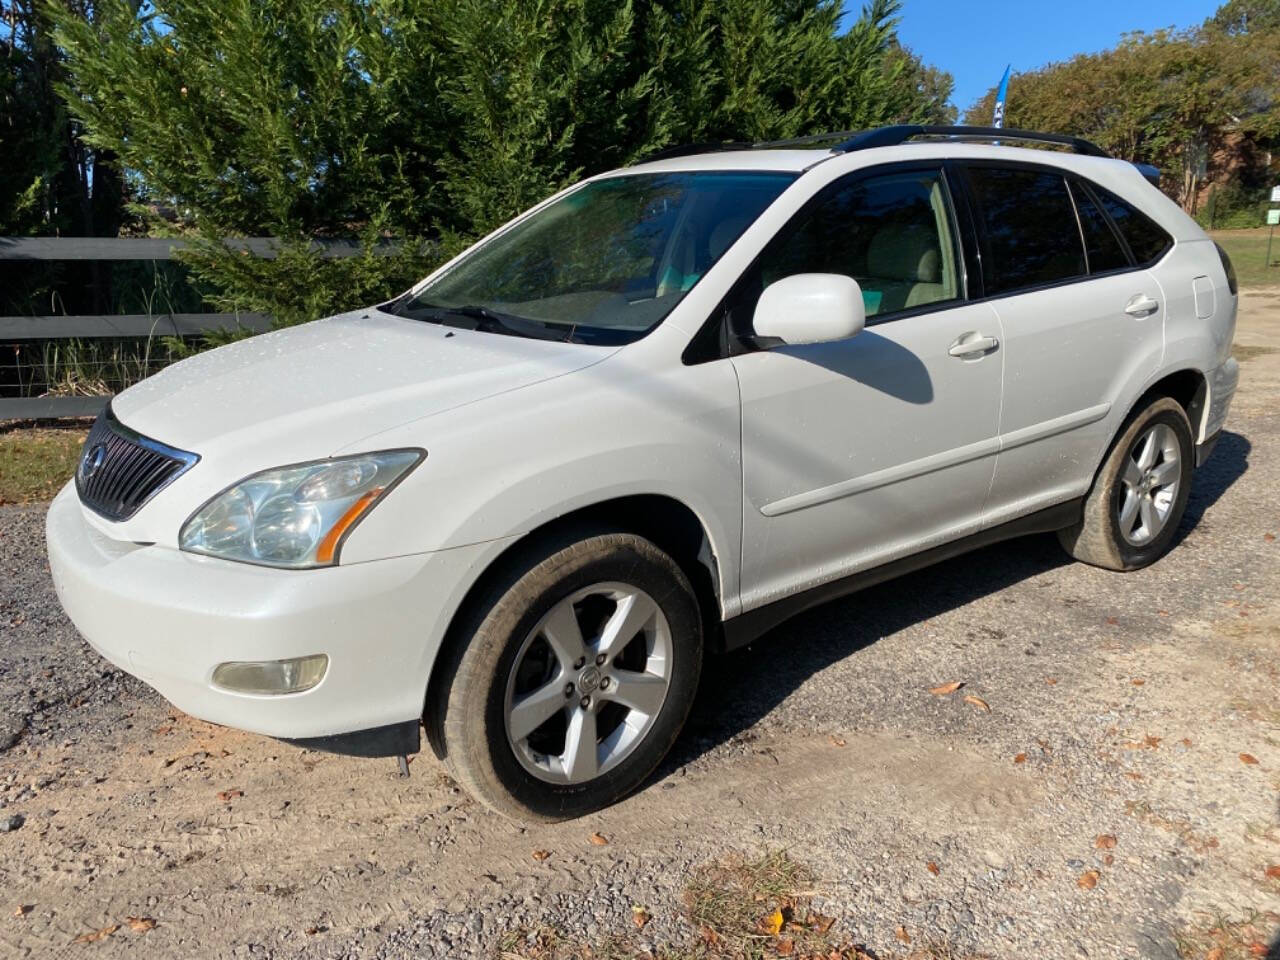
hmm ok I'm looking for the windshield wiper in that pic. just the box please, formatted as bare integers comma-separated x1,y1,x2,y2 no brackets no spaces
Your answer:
401,302,575,342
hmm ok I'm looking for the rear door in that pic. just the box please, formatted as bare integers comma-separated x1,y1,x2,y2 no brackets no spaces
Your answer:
955,163,1165,527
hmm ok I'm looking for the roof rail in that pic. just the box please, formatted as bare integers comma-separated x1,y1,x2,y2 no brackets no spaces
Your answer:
831,125,1109,158
639,140,754,163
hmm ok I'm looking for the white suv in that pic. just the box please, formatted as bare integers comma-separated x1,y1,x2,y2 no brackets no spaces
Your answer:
47,125,1239,820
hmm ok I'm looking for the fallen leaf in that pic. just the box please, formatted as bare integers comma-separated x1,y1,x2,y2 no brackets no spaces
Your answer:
1265,533,1276,542
1124,772,1144,781
632,905,649,929
963,695,991,713
1181,738,1193,748
1045,677,1058,685
810,913,835,934
1207,948,1224,960
216,789,243,802
1131,678,1145,686
588,832,609,846
1249,943,1268,957
1077,870,1099,890
1241,754,1260,765
1013,753,1027,764
73,924,120,944
12,905,31,918
699,925,720,945
929,681,963,696
531,849,551,862
895,925,912,945
1264,864,1280,880
1095,834,1117,850
126,916,156,933
1105,616,1119,626
776,937,795,955
1144,735,1161,749
828,735,846,747
757,908,784,937
152,725,173,735
926,861,940,875
1103,854,1114,866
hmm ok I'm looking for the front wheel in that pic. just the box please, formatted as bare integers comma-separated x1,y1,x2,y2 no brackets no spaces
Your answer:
1057,396,1194,571
428,531,702,821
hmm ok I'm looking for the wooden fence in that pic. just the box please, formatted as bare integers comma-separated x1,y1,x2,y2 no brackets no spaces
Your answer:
0,236,370,420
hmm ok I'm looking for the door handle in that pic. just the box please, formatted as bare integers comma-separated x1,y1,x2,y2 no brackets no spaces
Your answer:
1124,294,1160,318
948,332,1000,359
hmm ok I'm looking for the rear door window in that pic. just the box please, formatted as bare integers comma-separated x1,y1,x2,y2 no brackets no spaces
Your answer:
1086,183,1173,266
1069,181,1130,274
962,166,1086,296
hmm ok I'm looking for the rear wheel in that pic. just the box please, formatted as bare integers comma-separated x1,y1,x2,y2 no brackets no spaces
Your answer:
428,531,702,821
1057,396,1194,571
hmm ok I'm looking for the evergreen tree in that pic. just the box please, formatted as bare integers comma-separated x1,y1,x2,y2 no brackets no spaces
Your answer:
49,0,955,326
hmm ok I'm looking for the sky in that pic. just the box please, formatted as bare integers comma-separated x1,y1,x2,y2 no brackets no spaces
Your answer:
893,0,1224,116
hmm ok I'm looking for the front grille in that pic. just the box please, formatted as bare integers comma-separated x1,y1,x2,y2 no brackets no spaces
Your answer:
75,406,199,521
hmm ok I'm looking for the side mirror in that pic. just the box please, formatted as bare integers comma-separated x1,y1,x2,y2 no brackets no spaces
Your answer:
752,273,866,346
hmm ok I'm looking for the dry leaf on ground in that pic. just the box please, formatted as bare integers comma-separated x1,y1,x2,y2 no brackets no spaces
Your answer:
73,924,120,944
1131,678,1145,686
1077,870,1099,890
1240,754,1260,765
810,913,835,934
1265,865,1280,879
531,849,551,862
1013,752,1027,764
216,789,243,802
632,905,649,929
126,916,156,933
588,832,608,846
929,681,963,696
828,734,846,747
895,925,912,944
776,937,795,955
759,908,784,936
926,861,940,875
12,904,31,917
1095,834,1117,850
963,695,991,712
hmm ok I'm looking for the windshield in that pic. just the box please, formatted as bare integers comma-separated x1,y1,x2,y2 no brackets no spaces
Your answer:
391,171,797,345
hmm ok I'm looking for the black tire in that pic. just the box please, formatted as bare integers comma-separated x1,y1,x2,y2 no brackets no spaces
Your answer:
426,529,702,821
1057,396,1194,571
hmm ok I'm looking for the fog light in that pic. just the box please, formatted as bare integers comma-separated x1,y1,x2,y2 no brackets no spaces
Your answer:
212,655,328,695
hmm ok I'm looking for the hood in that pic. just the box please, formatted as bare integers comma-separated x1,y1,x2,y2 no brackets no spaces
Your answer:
112,309,613,462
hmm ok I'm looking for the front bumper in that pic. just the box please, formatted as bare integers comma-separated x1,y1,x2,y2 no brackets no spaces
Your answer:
45,484,505,740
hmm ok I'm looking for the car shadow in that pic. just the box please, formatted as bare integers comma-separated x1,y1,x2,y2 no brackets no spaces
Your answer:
1175,429,1250,541
658,428,1252,773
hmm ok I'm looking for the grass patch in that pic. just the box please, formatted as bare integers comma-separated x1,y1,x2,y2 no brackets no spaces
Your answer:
0,425,88,505
1232,344,1279,364
1211,228,1280,290
495,849,986,960
1175,909,1280,959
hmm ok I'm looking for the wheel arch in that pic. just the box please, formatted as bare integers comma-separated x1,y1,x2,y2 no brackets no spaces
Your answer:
1133,367,1208,441
424,494,725,754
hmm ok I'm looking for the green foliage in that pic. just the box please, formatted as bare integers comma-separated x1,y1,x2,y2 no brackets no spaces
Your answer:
47,0,954,329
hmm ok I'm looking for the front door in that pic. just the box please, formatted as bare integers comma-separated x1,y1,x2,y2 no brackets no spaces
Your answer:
726,166,1004,612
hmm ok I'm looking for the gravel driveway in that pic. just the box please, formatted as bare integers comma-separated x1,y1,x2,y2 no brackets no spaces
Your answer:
2,293,1279,960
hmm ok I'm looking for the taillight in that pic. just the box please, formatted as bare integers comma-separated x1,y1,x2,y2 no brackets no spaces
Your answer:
1215,243,1238,296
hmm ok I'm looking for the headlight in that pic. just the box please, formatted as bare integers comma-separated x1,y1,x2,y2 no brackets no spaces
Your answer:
180,449,423,568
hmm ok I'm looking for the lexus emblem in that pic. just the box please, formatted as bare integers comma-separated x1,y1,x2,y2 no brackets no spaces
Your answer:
80,444,106,483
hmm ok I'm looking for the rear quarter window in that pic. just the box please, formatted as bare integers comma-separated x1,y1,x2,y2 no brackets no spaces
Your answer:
963,166,1087,296
1087,183,1173,266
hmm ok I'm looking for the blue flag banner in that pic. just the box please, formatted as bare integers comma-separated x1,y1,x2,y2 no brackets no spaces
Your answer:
993,65,1011,129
